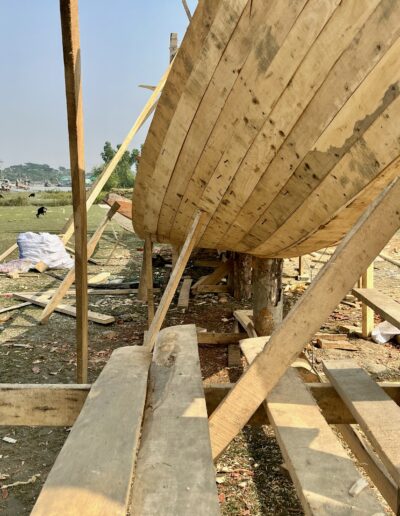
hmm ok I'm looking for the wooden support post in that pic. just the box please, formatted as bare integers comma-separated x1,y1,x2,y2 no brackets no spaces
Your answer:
144,211,207,352
145,236,154,326
137,245,148,302
252,257,283,336
171,245,180,269
104,231,121,266
39,202,119,325
182,0,192,21
361,262,374,338
232,253,252,301
209,178,400,459
60,0,88,384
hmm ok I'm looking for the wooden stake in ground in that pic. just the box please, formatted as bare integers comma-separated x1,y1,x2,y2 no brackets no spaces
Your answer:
209,178,400,459
361,262,374,338
137,247,148,302
144,211,208,352
252,258,283,336
145,235,154,325
60,0,88,384
39,202,119,325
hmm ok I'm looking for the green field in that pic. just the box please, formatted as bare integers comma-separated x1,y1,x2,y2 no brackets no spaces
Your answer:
0,205,121,256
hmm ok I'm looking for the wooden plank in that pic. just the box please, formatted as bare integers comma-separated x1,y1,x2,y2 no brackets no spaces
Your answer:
0,384,90,426
32,347,151,516
361,263,374,337
337,424,400,514
192,261,231,290
39,203,119,325
197,332,248,345
130,325,219,515
353,287,400,330
241,341,383,514
0,243,18,263
15,293,115,325
144,235,154,325
208,178,400,459
324,359,400,486
228,344,241,367
233,309,257,338
177,277,192,308
144,211,207,352
0,302,32,314
60,0,88,383
194,259,222,268
195,284,229,294
87,271,110,285
137,245,147,302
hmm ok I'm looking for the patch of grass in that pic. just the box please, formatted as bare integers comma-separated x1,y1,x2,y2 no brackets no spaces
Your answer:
0,191,72,207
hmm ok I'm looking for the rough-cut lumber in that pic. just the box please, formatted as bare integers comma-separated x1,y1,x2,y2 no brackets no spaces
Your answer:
32,347,151,516
129,325,219,515
39,203,119,325
0,384,90,426
60,0,88,384
337,424,399,514
197,332,248,345
380,252,400,268
209,178,400,458
233,309,257,338
241,340,383,514
0,302,32,314
353,287,400,330
87,271,110,285
15,293,115,325
177,277,192,308
0,243,18,263
145,235,154,325
137,245,148,302
324,359,400,486
144,211,207,351
361,263,374,337
103,193,132,220
192,261,231,290
195,284,229,293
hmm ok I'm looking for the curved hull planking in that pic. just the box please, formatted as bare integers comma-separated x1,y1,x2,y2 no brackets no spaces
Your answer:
133,0,400,258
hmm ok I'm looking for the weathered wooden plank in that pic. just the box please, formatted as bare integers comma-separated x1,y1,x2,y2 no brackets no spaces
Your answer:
242,340,383,514
0,302,32,314
208,178,400,458
353,287,400,330
0,384,90,426
324,359,400,486
144,211,207,352
192,261,231,290
15,293,115,325
59,0,88,383
177,277,192,308
195,284,229,294
197,332,248,345
361,264,374,337
130,325,219,515
31,347,151,516
233,309,257,338
145,235,154,325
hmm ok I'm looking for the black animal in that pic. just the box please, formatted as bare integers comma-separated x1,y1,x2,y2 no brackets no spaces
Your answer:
29,193,35,198
36,206,47,218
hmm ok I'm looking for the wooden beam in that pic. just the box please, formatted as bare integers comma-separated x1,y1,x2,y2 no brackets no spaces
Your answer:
353,287,400,330
14,293,115,325
144,211,207,352
233,309,257,338
130,325,219,515
242,340,383,514
39,202,119,325
145,235,154,325
195,284,229,293
182,0,192,21
0,384,90,426
0,243,18,263
60,63,172,246
0,302,32,314
197,332,248,345
177,277,192,308
31,347,151,516
137,245,148,302
208,178,400,459
324,359,400,486
361,263,374,337
192,261,231,290
60,0,88,384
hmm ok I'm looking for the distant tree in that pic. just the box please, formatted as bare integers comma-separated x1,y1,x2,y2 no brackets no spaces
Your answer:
92,141,139,191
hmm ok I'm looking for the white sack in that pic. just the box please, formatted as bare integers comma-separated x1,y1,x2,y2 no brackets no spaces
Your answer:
17,232,74,269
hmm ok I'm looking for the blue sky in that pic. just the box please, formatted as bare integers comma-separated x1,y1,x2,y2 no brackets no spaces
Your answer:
0,0,196,171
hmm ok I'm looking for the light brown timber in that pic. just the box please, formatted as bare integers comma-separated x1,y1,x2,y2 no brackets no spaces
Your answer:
353,287,400,330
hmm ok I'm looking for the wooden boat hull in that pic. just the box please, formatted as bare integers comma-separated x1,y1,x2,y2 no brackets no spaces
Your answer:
133,0,400,257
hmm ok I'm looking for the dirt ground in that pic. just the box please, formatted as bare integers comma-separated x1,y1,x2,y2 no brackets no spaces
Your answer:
0,223,399,515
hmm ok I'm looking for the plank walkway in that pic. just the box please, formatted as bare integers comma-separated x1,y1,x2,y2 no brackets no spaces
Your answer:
353,287,400,329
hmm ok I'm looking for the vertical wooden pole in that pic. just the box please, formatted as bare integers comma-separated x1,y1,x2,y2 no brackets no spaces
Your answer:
252,258,283,336
137,246,148,302
361,262,374,338
233,253,252,301
171,245,180,269
298,256,303,276
145,236,155,326
60,0,88,383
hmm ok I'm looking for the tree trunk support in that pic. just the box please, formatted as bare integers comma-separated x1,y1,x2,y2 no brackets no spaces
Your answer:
252,257,283,336
232,253,252,301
